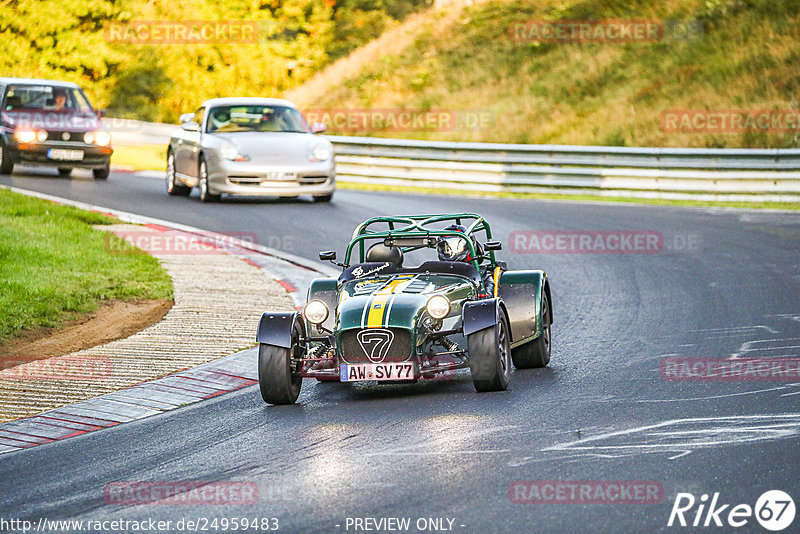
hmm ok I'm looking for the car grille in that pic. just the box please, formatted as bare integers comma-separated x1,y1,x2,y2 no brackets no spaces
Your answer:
340,328,412,364
227,176,264,185
46,131,85,143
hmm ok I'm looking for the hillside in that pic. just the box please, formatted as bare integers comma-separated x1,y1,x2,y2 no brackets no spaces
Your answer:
285,0,800,148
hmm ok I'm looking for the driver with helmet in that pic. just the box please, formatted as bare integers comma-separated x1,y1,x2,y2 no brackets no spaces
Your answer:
436,224,501,297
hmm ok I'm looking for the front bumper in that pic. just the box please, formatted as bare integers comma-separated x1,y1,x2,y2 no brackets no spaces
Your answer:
6,139,112,169
208,157,335,197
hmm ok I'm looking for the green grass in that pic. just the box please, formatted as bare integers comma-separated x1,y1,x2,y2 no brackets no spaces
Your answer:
0,189,173,343
294,0,800,148
111,144,166,172
337,182,800,210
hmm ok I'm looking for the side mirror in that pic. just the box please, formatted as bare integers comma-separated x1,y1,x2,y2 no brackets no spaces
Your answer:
310,122,327,134
484,241,502,251
181,122,200,132
96,109,106,118
319,250,336,261
179,112,195,124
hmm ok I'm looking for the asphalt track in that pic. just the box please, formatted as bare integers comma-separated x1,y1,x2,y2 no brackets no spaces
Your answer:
2,167,800,533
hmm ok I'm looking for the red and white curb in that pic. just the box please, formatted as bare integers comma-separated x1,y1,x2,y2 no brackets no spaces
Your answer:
0,185,337,454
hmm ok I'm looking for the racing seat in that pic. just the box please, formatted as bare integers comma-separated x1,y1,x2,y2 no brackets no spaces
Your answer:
365,243,404,267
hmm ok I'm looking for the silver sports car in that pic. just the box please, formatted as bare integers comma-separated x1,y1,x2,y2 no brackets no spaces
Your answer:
166,97,335,202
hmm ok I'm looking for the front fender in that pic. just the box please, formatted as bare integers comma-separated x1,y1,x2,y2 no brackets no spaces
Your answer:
497,270,551,344
256,312,303,348
462,298,506,336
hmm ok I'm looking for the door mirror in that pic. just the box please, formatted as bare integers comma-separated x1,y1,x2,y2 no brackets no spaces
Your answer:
310,122,327,134
95,109,106,118
484,241,502,251
179,112,196,124
319,250,336,261
181,122,200,132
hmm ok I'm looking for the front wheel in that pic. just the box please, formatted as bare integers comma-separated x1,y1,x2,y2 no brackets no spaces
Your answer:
58,167,72,177
468,308,512,392
511,292,551,369
258,322,304,405
313,193,333,203
93,164,110,180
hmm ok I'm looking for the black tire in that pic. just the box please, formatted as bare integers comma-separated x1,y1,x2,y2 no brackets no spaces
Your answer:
468,308,512,392
258,322,304,405
58,167,72,177
511,292,551,369
93,164,110,180
166,152,190,196
0,140,13,174
198,157,220,202
313,193,333,203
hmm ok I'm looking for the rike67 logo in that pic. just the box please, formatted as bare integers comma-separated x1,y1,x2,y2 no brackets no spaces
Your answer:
668,490,795,531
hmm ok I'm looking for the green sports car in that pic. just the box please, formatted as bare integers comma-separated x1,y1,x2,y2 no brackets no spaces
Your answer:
256,213,552,405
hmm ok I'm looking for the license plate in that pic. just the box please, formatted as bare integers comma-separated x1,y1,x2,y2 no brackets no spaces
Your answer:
340,362,414,382
48,149,84,161
264,171,297,182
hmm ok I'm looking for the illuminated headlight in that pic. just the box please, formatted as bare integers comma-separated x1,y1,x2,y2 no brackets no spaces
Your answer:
309,142,332,162
426,295,450,320
14,129,39,143
85,131,111,146
304,300,329,324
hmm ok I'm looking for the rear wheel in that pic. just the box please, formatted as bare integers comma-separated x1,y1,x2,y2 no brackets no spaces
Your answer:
258,322,304,405
511,293,551,369
0,140,14,174
166,152,190,196
469,308,512,392
198,157,220,203
58,167,71,177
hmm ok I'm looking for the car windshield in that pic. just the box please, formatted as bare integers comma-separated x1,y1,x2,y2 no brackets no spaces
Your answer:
206,105,310,134
3,84,93,111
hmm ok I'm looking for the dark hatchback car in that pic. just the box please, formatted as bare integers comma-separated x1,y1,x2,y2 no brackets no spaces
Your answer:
0,77,112,178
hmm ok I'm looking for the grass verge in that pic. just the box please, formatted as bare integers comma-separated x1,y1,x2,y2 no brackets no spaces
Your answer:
337,182,800,210
111,144,166,172
0,189,173,343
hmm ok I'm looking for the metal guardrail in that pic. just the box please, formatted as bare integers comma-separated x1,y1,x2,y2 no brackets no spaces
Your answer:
103,119,800,201
327,136,800,201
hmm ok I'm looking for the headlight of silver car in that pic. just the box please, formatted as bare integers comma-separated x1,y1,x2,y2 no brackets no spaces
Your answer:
220,140,248,161
309,142,332,162
426,295,450,320
304,300,329,324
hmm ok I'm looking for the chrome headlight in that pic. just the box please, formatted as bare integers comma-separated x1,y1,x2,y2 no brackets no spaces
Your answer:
304,300,329,324
426,295,450,320
36,130,48,142
309,142,332,162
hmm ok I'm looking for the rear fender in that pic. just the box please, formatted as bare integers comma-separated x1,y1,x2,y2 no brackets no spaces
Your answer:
256,312,304,348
